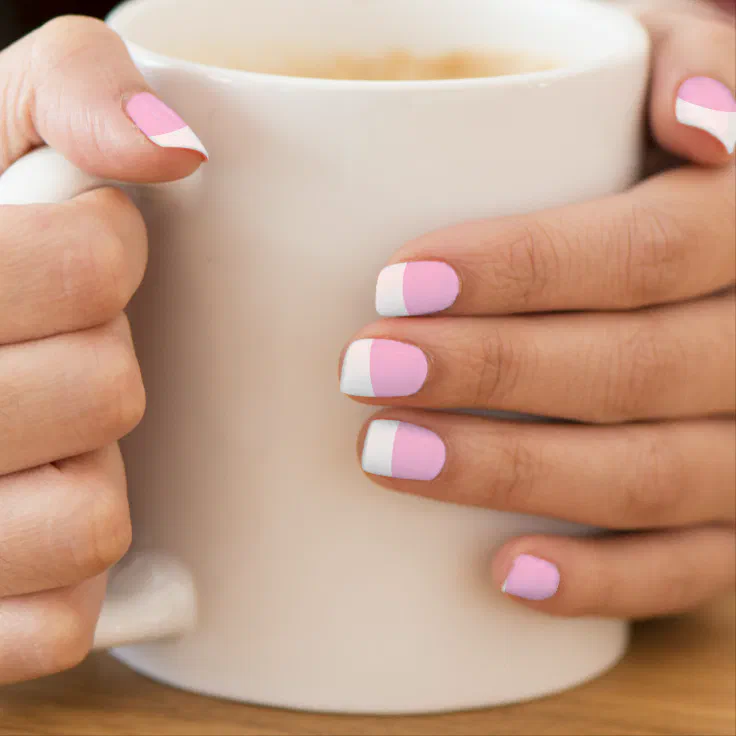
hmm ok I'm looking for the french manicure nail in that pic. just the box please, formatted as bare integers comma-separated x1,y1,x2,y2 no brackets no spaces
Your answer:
502,554,560,601
376,261,460,317
675,77,736,154
340,339,428,397
362,419,446,481
125,92,209,159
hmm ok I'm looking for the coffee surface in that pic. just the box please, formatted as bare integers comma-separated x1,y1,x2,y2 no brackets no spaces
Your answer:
272,50,555,80
181,48,556,80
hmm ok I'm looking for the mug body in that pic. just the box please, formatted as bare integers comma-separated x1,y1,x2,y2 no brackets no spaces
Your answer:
107,0,650,713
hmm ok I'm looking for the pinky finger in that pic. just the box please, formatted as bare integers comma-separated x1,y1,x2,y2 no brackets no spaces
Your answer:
0,573,107,684
492,525,735,619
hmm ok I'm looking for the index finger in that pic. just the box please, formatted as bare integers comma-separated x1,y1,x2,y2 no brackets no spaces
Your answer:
376,163,734,316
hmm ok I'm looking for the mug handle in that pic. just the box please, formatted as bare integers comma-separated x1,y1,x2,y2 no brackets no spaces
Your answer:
0,146,198,650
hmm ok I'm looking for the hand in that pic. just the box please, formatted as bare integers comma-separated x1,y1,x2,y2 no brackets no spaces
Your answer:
341,7,736,618
0,16,206,684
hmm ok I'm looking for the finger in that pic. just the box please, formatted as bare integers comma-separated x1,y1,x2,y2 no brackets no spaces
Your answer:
357,411,735,529
490,525,736,618
0,15,207,181
0,187,147,344
712,1,736,16
375,165,735,317
0,445,129,597
341,290,735,423
641,8,736,161
0,574,107,685
0,314,146,475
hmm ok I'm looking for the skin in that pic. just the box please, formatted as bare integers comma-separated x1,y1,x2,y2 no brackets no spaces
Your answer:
0,16,204,683
0,4,733,683
346,7,736,619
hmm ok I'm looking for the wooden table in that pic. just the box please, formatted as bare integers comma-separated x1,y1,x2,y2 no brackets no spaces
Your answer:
1,594,734,736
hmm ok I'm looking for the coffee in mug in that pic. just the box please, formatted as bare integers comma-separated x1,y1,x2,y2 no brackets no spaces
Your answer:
0,0,650,716
180,48,558,80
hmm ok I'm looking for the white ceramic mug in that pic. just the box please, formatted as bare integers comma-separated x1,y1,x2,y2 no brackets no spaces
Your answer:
0,0,650,714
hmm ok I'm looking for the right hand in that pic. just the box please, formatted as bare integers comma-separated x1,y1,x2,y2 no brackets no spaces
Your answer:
0,15,206,684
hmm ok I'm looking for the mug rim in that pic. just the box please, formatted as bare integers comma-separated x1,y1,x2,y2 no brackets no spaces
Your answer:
106,0,650,90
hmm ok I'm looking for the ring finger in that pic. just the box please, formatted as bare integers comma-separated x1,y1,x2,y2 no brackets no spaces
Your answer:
356,412,734,529
340,289,735,423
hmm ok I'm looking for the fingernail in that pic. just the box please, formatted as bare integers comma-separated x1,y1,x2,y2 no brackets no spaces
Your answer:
376,261,460,317
125,92,209,159
501,554,560,601
362,419,446,481
675,77,736,154
340,339,428,397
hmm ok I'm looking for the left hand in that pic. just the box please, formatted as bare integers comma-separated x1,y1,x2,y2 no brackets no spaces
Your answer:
340,5,735,619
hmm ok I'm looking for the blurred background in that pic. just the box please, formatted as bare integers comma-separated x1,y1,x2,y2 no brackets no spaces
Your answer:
1,1,118,48
1,0,734,51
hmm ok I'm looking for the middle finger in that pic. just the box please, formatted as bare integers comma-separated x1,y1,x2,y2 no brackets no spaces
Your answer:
340,289,735,423
0,315,145,476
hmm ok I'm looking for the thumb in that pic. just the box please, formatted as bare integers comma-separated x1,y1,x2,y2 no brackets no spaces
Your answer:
638,6,736,164
0,15,208,182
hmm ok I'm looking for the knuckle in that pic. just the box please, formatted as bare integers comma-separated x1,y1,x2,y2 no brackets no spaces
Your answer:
616,434,684,526
484,220,564,308
35,602,94,676
643,434,687,521
570,547,615,617
660,557,698,615
600,320,680,422
52,466,131,582
589,572,617,618
486,436,538,511
473,328,529,408
90,320,146,438
85,481,132,574
60,199,132,322
618,204,688,306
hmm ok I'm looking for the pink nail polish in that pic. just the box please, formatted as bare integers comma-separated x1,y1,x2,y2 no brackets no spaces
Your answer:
361,420,446,481
502,554,560,601
125,92,209,159
675,77,736,153
376,261,460,317
340,339,428,397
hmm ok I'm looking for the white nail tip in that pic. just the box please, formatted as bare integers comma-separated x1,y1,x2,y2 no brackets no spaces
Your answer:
149,127,210,158
361,420,400,477
675,98,736,153
376,263,409,317
340,339,375,397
